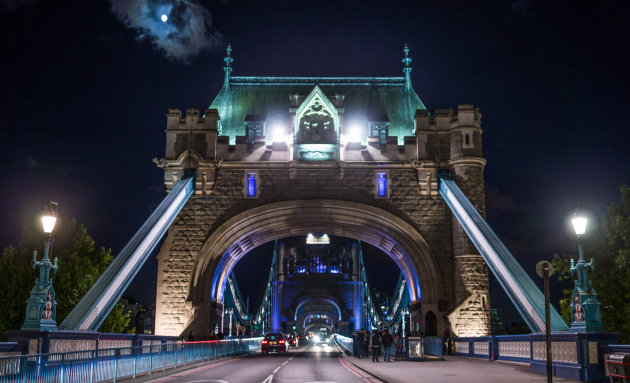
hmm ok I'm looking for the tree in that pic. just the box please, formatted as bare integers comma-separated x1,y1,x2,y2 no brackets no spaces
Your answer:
0,217,132,340
553,186,630,343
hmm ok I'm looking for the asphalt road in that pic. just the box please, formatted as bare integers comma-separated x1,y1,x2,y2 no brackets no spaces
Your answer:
143,343,382,383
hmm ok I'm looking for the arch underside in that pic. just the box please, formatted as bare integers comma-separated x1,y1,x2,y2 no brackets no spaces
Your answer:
189,199,445,310
294,296,343,322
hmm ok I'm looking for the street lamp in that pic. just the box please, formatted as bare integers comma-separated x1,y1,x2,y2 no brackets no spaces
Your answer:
21,201,60,331
228,307,234,337
569,211,604,332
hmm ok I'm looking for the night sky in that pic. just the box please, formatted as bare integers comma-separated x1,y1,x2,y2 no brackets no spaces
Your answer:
1,0,628,324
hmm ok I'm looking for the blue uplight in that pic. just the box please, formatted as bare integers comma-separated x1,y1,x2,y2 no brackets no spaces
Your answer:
247,173,256,197
377,172,388,197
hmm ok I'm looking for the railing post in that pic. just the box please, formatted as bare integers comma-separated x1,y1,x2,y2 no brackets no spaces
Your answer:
89,349,95,383
133,345,138,379
148,344,152,375
162,344,166,372
113,349,119,383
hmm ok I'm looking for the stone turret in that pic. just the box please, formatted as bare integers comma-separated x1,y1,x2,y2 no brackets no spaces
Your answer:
446,105,490,337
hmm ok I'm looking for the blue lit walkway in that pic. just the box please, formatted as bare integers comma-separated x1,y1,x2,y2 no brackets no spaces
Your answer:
342,352,581,383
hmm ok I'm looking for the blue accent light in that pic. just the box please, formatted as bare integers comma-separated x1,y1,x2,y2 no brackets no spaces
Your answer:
296,265,306,274
330,265,339,274
377,172,388,197
247,173,256,197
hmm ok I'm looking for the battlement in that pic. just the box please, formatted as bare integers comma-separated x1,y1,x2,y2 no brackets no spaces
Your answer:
161,104,482,165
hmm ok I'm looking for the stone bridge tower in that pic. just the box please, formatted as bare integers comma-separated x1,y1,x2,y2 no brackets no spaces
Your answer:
153,45,491,338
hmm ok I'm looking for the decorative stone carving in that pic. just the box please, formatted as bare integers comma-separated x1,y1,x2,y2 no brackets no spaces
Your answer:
297,100,336,144
49,339,97,358
455,341,469,354
498,341,530,358
474,341,489,355
532,341,577,363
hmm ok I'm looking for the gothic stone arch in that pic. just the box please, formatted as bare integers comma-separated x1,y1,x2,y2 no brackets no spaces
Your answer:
161,199,446,338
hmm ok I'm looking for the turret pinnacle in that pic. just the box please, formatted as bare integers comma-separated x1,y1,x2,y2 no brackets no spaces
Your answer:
402,44,412,91
223,43,233,90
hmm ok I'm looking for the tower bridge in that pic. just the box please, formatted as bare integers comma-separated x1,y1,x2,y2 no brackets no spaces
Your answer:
59,44,569,341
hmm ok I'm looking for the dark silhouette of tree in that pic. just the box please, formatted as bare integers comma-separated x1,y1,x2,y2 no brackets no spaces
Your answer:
0,217,131,340
553,186,630,343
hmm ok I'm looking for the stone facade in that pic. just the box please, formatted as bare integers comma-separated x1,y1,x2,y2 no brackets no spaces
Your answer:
153,51,490,337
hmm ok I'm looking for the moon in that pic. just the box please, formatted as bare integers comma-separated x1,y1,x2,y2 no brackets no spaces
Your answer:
161,14,168,22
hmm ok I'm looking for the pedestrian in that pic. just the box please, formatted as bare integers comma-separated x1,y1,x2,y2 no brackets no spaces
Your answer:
395,331,402,356
363,330,370,358
370,329,382,362
381,328,394,362
352,331,361,358
442,327,451,356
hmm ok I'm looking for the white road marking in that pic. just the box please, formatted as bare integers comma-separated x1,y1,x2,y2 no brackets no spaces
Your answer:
262,374,273,383
273,366,281,373
282,361,288,365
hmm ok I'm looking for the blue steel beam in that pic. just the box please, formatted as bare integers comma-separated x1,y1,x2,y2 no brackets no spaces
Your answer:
439,175,569,332
60,173,195,331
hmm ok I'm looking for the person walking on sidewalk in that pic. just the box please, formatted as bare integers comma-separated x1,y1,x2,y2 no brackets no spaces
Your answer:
363,329,370,358
381,328,394,362
394,331,402,356
353,330,363,358
442,327,451,356
370,330,382,362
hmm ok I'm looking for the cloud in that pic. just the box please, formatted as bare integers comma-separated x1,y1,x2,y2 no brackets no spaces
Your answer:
18,155,40,170
1,0,34,12
510,0,531,17
109,0,222,63
485,183,516,213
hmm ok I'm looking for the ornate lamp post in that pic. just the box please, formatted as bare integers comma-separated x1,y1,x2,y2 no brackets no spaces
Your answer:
21,202,59,331
569,213,604,332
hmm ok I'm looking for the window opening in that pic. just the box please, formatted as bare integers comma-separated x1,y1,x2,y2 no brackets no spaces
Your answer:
377,172,388,198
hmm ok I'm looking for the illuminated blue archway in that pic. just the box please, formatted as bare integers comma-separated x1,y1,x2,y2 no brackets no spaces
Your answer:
188,199,445,335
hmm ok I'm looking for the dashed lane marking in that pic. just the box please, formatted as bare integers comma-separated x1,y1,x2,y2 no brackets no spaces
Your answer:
262,374,273,383
147,358,240,383
273,366,281,374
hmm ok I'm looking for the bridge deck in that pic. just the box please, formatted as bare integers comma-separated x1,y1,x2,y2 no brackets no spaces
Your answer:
117,344,580,383
344,353,580,383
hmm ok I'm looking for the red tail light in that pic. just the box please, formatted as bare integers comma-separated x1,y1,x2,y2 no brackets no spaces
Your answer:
279,340,285,344
292,340,296,344
262,340,268,344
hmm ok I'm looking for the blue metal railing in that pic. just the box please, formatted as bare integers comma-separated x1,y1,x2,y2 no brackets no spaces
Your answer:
332,334,353,354
422,336,444,358
0,338,262,383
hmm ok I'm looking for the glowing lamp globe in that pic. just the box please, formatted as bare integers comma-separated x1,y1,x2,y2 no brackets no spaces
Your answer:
348,128,361,143
161,14,168,22
572,216,587,236
42,214,57,234
272,126,285,143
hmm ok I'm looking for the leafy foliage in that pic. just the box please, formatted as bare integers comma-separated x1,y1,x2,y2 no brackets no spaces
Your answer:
0,218,132,340
100,302,134,334
552,186,630,343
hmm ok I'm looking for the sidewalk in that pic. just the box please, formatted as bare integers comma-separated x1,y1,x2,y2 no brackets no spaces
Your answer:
341,353,581,383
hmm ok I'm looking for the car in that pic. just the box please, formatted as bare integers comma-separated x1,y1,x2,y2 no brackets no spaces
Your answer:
314,334,330,346
261,333,289,355
286,334,298,348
